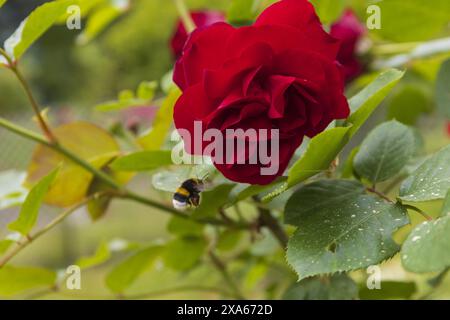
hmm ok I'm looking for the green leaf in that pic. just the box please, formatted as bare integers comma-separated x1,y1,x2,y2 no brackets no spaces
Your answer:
341,146,359,179
217,230,243,252
436,59,450,119
110,150,172,172
0,239,14,255
105,245,162,293
191,184,235,219
228,177,286,206
167,216,204,237
401,215,450,273
76,240,111,269
163,236,207,271
227,0,262,25
310,0,346,24
26,121,120,207
0,170,27,210
359,281,416,300
387,85,431,125
9,168,59,235
285,180,409,280
441,190,450,217
354,120,416,183
0,0,7,9
283,274,358,300
137,81,157,101
375,0,450,42
0,266,56,296
399,145,450,202
76,0,130,45
347,69,405,137
3,0,78,61
138,87,181,150
287,127,351,188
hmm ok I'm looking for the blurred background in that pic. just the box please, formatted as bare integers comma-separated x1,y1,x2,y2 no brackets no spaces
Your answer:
0,0,450,299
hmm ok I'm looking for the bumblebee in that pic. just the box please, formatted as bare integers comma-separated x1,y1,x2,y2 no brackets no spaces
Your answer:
172,178,205,210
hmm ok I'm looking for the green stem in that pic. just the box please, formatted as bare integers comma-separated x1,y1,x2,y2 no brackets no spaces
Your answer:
0,117,120,190
402,204,433,221
0,48,56,143
209,251,245,300
0,195,96,268
258,207,288,248
126,285,238,300
173,0,196,33
0,118,248,229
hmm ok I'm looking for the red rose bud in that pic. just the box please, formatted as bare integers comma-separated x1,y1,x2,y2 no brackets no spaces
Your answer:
173,0,350,185
447,122,450,137
170,10,225,58
330,9,366,82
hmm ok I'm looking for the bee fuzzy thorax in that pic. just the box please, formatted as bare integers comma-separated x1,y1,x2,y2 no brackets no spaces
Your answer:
172,179,204,210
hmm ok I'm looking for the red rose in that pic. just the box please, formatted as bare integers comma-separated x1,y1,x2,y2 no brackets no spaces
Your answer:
170,10,225,58
330,9,366,82
446,122,450,137
173,0,350,185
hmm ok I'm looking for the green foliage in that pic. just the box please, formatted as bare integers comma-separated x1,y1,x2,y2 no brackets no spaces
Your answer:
76,240,111,269
347,69,405,137
435,59,450,119
375,0,450,42
77,0,130,45
1,0,450,301
138,87,181,150
191,184,235,219
167,216,204,237
354,120,416,183
287,127,351,188
283,274,358,300
441,190,450,217
399,145,450,202
286,180,409,280
110,150,172,171
227,0,262,25
0,266,56,297
9,168,59,235
26,122,119,207
163,236,207,271
0,240,14,255
401,216,450,273
387,85,431,125
106,245,162,293
310,0,346,24
95,81,157,112
2,0,77,62
359,281,417,300
0,0,7,9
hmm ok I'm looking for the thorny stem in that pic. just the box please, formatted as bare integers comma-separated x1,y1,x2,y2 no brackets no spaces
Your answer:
0,195,97,268
0,48,57,143
209,250,245,300
173,0,196,33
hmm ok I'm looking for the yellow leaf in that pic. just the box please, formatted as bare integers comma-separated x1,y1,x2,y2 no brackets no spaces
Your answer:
26,122,120,207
